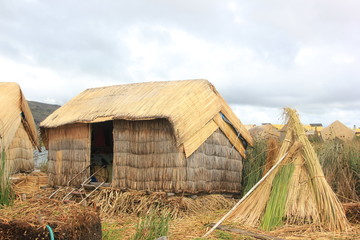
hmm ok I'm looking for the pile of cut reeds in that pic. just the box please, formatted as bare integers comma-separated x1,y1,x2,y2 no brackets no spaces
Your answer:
11,172,48,198
89,189,235,219
0,198,101,239
226,108,350,232
343,202,360,224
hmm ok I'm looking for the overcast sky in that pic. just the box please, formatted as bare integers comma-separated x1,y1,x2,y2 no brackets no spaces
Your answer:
1,0,359,127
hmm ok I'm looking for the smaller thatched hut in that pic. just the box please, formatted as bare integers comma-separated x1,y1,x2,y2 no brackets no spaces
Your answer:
0,82,39,173
321,120,355,141
248,124,280,140
40,80,253,194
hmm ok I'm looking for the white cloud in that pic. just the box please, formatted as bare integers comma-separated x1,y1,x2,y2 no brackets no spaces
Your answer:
0,0,359,126
294,48,320,66
331,54,356,64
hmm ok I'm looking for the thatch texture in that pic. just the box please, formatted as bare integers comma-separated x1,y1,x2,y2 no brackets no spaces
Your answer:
0,82,38,173
6,124,34,173
321,120,355,141
40,80,252,158
227,108,349,232
112,119,243,193
46,124,90,186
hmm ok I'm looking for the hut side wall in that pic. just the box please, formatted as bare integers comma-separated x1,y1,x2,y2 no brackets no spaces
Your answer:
113,119,243,193
186,128,243,193
112,119,187,192
47,124,90,186
7,123,34,174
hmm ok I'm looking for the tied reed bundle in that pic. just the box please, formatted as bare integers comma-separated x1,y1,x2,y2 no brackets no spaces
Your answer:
260,163,295,230
226,108,350,232
284,108,349,231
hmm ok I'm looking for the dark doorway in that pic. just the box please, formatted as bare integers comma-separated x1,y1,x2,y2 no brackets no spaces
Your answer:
90,121,113,183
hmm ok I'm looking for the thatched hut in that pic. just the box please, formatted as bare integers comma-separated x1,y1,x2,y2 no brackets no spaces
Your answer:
40,80,253,194
321,120,355,141
248,124,280,140
0,82,39,173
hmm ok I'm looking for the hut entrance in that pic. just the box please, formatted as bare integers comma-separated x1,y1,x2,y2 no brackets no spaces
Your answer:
90,121,113,183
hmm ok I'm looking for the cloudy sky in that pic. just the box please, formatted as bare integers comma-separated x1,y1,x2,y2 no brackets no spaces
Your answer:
1,0,359,127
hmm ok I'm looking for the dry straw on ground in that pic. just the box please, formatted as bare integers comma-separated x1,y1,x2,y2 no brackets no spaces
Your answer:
0,198,101,240
88,189,236,219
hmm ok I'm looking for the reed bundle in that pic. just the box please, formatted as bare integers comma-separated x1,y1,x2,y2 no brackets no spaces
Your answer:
227,108,350,232
88,189,235,219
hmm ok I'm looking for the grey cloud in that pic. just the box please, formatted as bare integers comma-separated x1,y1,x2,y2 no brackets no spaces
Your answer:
0,0,359,125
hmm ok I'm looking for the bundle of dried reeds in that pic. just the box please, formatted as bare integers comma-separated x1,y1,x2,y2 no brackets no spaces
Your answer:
227,108,350,232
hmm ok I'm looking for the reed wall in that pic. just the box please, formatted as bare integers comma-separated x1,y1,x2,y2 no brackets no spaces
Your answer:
6,123,34,173
186,128,243,193
112,119,187,191
112,119,243,193
47,123,90,186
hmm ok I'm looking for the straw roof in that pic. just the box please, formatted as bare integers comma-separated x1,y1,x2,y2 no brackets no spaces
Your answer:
0,82,39,150
321,120,355,141
249,124,280,140
40,80,253,157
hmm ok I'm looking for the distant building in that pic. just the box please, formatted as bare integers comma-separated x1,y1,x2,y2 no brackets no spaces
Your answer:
321,120,355,141
249,124,280,140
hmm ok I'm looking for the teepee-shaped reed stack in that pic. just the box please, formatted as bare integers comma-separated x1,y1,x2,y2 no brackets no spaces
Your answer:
227,108,349,231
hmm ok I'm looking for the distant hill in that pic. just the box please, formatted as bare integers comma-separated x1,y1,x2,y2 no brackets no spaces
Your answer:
28,101,60,127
